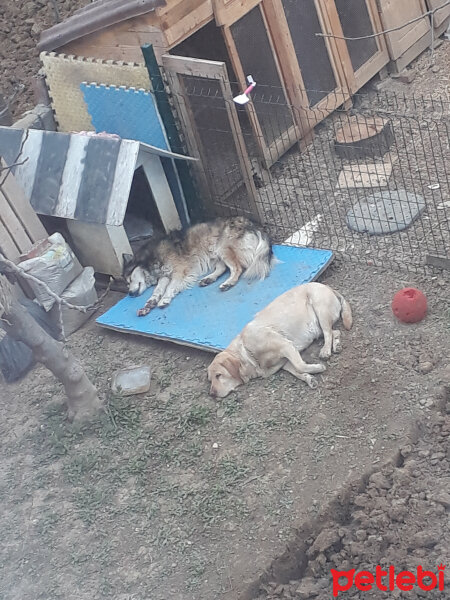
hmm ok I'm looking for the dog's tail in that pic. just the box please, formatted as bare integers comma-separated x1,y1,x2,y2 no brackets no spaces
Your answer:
333,289,353,330
244,231,275,280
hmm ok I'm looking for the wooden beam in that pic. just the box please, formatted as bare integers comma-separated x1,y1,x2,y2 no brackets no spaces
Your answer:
426,254,450,270
1,159,47,243
212,0,262,27
141,155,182,232
142,43,203,222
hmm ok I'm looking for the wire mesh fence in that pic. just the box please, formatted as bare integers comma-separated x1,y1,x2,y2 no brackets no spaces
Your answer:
163,71,449,272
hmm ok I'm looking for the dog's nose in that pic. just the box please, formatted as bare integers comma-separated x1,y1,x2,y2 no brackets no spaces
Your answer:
209,386,217,397
129,290,138,297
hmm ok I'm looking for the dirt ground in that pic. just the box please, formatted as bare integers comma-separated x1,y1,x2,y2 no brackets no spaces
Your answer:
1,262,449,600
0,0,89,118
254,390,450,600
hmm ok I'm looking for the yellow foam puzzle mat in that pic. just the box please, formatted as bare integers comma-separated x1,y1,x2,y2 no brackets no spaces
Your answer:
40,52,151,132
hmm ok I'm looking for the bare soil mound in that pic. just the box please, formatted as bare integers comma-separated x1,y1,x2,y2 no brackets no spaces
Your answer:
253,386,450,600
0,0,88,118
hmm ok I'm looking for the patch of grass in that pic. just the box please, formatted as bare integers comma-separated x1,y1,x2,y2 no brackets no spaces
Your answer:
186,557,207,591
221,397,242,417
184,405,211,428
232,419,260,441
245,437,270,458
185,439,203,458
102,394,142,436
63,449,103,485
218,456,250,485
35,509,61,536
126,454,151,475
157,364,175,389
72,485,108,526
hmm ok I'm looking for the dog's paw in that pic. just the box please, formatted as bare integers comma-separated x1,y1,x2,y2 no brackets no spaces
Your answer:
306,375,318,389
199,277,212,287
319,348,332,360
137,307,151,317
219,282,233,292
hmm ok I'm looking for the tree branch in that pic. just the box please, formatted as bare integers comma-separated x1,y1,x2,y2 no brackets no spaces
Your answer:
0,274,103,421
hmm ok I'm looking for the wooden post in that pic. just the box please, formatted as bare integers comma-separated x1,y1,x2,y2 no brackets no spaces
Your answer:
141,44,204,223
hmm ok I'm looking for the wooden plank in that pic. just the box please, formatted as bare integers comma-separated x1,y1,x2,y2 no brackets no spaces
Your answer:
262,0,313,138
212,0,262,27
61,12,165,63
55,134,88,219
142,43,202,221
11,131,42,202
387,29,432,73
155,0,185,17
378,0,430,61
426,0,450,28
351,0,389,90
226,4,300,165
319,0,355,94
141,154,182,232
1,159,47,243
0,189,33,253
159,0,209,26
0,215,20,261
426,254,450,270
320,0,389,94
258,5,301,156
162,54,230,78
264,0,349,137
106,141,140,226
164,2,214,46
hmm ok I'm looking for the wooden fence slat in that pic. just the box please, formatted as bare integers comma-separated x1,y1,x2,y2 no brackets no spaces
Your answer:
0,215,20,261
0,188,32,252
1,158,47,243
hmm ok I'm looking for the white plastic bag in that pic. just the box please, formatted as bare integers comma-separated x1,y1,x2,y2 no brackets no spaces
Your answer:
19,233,83,311
49,267,98,336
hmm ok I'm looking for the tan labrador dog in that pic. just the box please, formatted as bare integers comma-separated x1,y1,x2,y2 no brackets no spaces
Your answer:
208,282,352,398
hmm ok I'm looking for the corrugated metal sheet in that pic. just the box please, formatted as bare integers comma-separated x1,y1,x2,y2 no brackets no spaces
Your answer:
38,0,166,52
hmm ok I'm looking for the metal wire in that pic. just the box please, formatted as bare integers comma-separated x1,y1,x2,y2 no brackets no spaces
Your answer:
161,72,449,272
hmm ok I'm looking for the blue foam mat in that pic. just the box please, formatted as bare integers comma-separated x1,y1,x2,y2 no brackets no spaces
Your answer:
96,245,333,352
80,83,189,226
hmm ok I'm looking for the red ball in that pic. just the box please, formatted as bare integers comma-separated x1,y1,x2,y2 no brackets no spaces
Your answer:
391,287,427,323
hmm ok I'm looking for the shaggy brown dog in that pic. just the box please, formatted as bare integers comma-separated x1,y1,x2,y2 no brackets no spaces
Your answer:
123,217,274,316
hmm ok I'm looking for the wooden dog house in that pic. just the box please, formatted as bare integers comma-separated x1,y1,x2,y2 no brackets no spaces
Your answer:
38,0,448,220
0,126,196,276
39,1,390,156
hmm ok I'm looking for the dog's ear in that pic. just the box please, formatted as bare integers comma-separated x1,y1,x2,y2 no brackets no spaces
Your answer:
222,354,244,384
122,253,133,267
